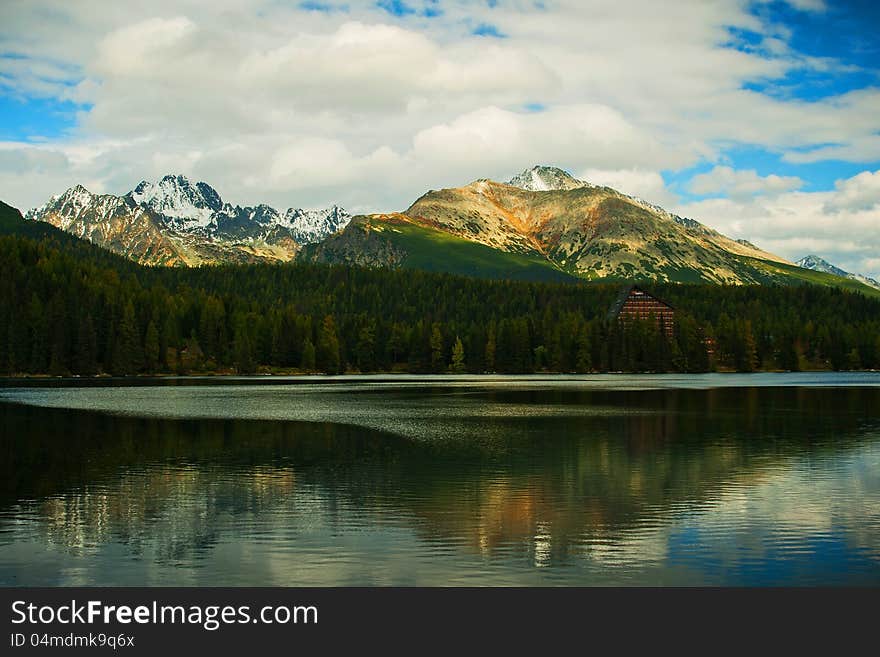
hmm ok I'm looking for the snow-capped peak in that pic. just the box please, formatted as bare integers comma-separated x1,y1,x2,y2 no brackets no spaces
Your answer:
506,164,709,234
508,166,592,192
28,174,352,251
25,184,93,226
60,184,94,212
796,255,848,278
797,254,880,290
282,204,351,243
131,175,222,229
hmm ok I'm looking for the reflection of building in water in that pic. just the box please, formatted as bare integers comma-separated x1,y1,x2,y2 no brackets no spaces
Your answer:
6,386,878,583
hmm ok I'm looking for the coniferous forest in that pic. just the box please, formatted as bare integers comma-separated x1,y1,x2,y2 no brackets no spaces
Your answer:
1,209,879,377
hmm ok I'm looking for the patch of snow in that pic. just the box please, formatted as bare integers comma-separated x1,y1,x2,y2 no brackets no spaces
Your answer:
131,175,219,230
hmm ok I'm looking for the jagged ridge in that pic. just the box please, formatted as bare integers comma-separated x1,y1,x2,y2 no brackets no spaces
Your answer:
26,175,350,266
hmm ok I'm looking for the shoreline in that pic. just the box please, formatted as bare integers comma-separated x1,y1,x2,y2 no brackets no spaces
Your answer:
2,367,879,381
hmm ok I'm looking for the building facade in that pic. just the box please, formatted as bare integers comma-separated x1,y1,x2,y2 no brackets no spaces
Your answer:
608,286,675,334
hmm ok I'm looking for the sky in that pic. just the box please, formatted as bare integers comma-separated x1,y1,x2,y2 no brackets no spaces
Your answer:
0,0,878,278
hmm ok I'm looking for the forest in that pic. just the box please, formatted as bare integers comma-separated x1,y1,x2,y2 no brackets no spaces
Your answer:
1,222,879,377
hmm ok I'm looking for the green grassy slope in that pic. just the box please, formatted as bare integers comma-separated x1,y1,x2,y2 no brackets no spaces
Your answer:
303,215,577,283
394,223,880,293
382,217,880,294
738,256,880,298
378,221,575,283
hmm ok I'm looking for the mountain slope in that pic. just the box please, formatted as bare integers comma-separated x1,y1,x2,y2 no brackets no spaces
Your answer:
1,199,149,272
302,213,575,282
307,166,836,287
797,255,880,291
26,175,350,266
19,167,880,296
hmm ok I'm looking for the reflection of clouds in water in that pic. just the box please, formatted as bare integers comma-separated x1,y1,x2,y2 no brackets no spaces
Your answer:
579,529,670,570
2,380,879,585
2,439,877,585
667,440,880,569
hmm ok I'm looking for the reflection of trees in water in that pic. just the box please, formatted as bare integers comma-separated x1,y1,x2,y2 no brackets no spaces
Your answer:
2,386,879,566
37,466,295,563
392,389,880,563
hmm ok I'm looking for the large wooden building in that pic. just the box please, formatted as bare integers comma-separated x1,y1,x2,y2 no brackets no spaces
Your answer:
607,285,675,334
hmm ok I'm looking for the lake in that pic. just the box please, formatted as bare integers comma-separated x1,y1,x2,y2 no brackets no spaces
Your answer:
1,373,879,586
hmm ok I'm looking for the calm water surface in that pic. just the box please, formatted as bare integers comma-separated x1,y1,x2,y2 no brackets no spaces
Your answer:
1,373,879,586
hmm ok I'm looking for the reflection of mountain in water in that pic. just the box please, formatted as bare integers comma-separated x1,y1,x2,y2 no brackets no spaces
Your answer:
2,386,879,579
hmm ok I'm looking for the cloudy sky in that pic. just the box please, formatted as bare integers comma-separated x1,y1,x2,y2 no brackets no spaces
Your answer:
1,0,878,277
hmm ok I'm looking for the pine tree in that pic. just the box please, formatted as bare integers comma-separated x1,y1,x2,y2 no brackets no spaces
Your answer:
161,313,177,370
28,294,48,374
450,336,466,373
233,317,256,374
317,314,341,374
548,325,564,372
0,307,8,375
180,331,204,374
8,310,29,373
386,322,408,365
47,293,70,376
734,320,758,373
575,324,591,373
3,230,880,378
846,347,861,370
356,321,376,372
74,314,98,375
144,320,160,373
199,296,227,365
533,344,548,371
112,301,142,375
301,337,316,371
484,321,496,372
430,323,444,373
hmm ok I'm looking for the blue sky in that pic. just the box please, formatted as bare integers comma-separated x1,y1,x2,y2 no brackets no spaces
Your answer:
0,0,878,276
0,95,88,141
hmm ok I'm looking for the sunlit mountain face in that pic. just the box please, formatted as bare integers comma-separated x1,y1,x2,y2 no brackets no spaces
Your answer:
25,175,350,266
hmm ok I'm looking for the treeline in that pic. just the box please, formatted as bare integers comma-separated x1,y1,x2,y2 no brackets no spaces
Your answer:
0,232,879,376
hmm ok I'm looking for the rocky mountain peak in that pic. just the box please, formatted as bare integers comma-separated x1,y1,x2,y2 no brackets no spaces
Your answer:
797,254,880,290
26,175,352,265
507,166,592,192
130,174,223,229
796,255,841,273
28,184,95,222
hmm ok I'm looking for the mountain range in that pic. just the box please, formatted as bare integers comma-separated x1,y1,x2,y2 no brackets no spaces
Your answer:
18,166,879,294
303,166,863,288
25,175,350,266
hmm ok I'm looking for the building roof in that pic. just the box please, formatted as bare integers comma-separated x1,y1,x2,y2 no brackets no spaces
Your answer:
606,285,674,321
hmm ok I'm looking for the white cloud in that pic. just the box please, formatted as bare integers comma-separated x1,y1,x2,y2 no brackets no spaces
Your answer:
675,170,880,279
779,0,827,12
0,0,877,271
577,168,677,207
412,104,693,179
96,17,198,78
785,135,880,164
689,166,804,200
825,170,880,212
